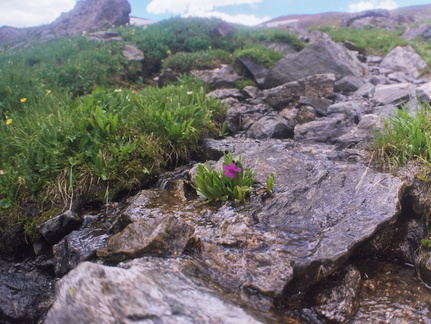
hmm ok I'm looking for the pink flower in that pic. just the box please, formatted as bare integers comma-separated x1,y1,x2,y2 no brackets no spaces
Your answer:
223,163,242,178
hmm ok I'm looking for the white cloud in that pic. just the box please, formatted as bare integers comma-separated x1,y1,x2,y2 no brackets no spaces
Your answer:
147,0,268,26
0,0,76,28
348,0,398,12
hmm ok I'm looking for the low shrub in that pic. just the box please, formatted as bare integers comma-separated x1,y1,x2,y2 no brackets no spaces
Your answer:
372,103,431,169
233,44,283,69
162,49,232,72
0,76,226,239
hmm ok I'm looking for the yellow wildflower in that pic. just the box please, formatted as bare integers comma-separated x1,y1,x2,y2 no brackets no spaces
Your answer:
19,98,27,103
46,90,52,95
5,118,12,125
18,176,25,185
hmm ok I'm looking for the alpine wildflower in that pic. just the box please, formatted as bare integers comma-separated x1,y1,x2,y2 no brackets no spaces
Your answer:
223,163,242,178
19,98,27,103
5,118,12,125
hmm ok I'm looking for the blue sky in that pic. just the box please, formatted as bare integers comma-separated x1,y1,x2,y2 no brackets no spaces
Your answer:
2,0,431,28
130,0,431,25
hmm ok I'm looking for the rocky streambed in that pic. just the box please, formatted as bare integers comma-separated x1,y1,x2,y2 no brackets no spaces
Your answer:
3,19,431,323
2,139,431,323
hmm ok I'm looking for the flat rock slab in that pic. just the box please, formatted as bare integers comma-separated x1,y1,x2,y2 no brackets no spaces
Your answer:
108,139,404,301
202,139,405,292
44,258,265,324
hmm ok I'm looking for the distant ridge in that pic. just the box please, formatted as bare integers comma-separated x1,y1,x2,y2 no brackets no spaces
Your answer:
261,4,431,29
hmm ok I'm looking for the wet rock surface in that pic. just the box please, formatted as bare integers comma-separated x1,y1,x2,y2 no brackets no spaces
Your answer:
44,258,267,324
0,258,54,323
4,19,431,324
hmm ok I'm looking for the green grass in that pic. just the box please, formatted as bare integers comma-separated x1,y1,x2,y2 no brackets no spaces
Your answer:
0,16,305,253
233,44,283,69
0,76,225,244
162,49,232,72
318,26,408,56
318,25,431,69
372,103,431,169
116,17,305,74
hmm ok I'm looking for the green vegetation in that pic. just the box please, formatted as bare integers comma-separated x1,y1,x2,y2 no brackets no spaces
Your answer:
0,16,303,251
162,49,231,72
193,152,274,203
0,76,225,243
193,153,255,203
372,104,431,169
233,44,283,68
318,26,431,66
116,17,305,74
318,26,408,56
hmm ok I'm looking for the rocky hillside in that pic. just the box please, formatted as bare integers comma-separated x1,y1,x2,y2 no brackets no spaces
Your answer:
262,3,431,29
0,0,130,45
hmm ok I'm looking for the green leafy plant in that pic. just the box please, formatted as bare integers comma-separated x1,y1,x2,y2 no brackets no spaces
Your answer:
233,44,283,69
193,152,275,203
193,153,253,202
372,103,431,169
265,172,275,193
421,238,431,250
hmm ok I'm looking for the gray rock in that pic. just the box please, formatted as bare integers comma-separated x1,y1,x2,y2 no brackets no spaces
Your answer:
402,24,431,41
227,103,270,133
246,116,293,139
207,88,247,101
353,83,375,99
312,265,362,323
299,96,333,116
44,258,264,324
51,0,131,37
380,46,427,79
86,31,122,42
416,250,431,287
264,31,364,88
294,114,353,143
236,57,268,87
334,76,365,93
343,9,390,27
336,114,383,148
53,228,109,276
201,139,404,294
122,44,144,61
366,56,383,64
264,73,335,110
417,82,431,103
190,64,243,90
38,210,82,244
97,215,194,261
327,100,372,123
373,83,416,106
0,0,131,45
262,41,298,56
0,259,53,323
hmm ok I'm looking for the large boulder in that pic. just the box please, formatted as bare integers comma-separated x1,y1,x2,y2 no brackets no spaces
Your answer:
264,31,364,88
51,0,131,36
44,258,265,324
343,9,390,27
0,0,131,45
379,45,427,79
264,73,335,110
402,24,431,41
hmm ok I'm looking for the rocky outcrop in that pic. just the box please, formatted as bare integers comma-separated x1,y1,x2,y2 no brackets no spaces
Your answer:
44,258,266,324
264,31,365,88
379,45,427,79
51,0,131,37
0,0,131,45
